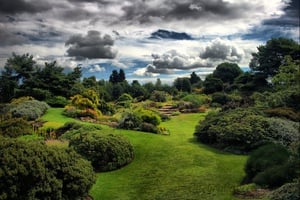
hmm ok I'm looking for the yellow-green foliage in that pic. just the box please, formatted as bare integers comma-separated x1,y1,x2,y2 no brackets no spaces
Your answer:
10,96,35,104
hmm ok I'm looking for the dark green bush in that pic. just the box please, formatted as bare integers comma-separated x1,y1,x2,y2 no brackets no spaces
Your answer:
195,108,268,152
46,96,68,107
10,100,50,120
245,144,297,188
211,92,231,105
118,111,142,130
269,182,300,200
0,138,95,200
140,122,159,133
0,118,32,137
69,132,134,172
118,108,161,133
194,108,299,153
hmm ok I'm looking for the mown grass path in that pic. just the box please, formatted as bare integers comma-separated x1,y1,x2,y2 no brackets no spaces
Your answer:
88,113,247,200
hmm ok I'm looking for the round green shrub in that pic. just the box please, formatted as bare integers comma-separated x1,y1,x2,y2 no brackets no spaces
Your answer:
69,132,134,172
0,138,95,199
195,108,268,152
118,111,142,130
194,108,299,153
46,96,68,107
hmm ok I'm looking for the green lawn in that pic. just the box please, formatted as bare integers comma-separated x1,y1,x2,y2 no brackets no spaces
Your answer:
42,108,248,200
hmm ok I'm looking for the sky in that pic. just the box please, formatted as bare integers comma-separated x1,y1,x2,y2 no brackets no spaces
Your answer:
0,0,299,84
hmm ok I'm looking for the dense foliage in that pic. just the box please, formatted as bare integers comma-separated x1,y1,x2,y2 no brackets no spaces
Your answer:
118,108,162,133
0,118,32,137
0,138,95,200
9,99,50,120
194,108,299,153
244,144,297,188
269,182,300,200
69,132,134,172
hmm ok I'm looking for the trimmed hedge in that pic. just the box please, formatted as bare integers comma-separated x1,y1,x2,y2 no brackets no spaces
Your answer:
69,132,134,172
0,138,95,199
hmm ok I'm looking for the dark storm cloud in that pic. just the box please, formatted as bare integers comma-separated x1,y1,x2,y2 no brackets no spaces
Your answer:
67,0,110,3
0,28,28,46
60,8,95,21
120,0,255,24
200,40,243,62
149,29,193,40
0,0,52,14
242,0,299,41
65,30,117,60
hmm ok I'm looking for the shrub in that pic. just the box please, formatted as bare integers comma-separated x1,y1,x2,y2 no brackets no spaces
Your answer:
181,94,211,108
46,96,68,107
245,144,297,188
118,111,142,130
194,108,299,153
135,108,161,126
211,92,231,105
195,108,268,152
9,100,50,120
117,93,133,108
140,122,158,133
269,182,300,200
59,123,101,140
264,107,300,122
69,132,134,172
0,118,32,137
265,117,300,146
149,90,168,102
55,122,83,138
0,138,95,199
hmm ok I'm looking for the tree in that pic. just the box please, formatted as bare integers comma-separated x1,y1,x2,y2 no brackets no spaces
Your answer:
190,72,201,84
203,75,223,94
109,69,126,84
0,53,36,102
0,138,96,199
118,69,126,82
174,77,192,92
250,38,300,77
272,56,300,90
109,70,119,84
213,62,243,84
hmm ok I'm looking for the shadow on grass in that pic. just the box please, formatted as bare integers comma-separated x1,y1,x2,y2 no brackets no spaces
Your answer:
188,136,239,156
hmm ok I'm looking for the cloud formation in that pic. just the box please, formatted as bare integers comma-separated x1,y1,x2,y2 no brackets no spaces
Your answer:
65,30,117,60
135,50,213,76
0,0,52,14
200,39,244,62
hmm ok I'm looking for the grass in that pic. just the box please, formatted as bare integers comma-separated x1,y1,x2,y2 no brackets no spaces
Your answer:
41,108,250,200
90,113,248,200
